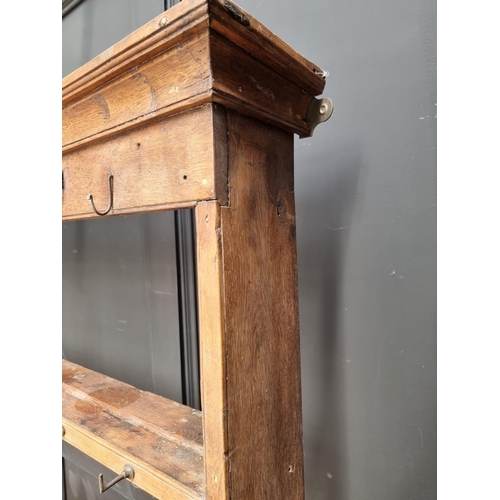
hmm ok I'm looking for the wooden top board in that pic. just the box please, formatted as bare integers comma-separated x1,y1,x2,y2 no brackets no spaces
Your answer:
62,0,328,144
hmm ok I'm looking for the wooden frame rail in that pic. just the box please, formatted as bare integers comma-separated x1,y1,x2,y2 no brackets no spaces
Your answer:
63,360,204,500
62,1,332,498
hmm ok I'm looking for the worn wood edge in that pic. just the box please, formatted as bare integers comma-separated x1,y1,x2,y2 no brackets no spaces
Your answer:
62,0,209,105
63,29,212,149
219,111,305,498
62,200,197,222
63,0,326,107
195,201,229,500
63,384,203,454
62,419,203,500
212,105,229,207
62,86,310,155
209,30,312,137
62,360,204,498
208,0,326,96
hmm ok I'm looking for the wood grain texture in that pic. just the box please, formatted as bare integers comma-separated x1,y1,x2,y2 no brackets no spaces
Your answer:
195,201,229,500
208,0,326,96
62,0,210,105
62,106,225,221
61,2,319,496
63,31,211,150
63,0,325,107
219,110,305,499
210,31,312,137
62,360,204,499
62,0,328,150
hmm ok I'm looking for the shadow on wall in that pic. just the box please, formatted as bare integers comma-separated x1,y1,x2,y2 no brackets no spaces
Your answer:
298,143,363,500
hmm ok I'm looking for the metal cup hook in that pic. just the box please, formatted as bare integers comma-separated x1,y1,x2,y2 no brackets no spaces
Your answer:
88,174,114,216
99,464,134,494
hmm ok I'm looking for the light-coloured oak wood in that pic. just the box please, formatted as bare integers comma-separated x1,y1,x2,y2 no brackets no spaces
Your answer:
62,0,327,153
62,105,227,221
62,0,210,104
62,1,331,498
63,31,212,150
207,0,325,97
195,201,229,500
62,360,204,500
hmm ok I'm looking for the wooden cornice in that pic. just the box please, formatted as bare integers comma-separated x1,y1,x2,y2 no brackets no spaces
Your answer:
62,0,328,150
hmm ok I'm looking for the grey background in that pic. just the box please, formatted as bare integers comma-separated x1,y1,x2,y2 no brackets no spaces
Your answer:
62,0,436,498
233,0,436,499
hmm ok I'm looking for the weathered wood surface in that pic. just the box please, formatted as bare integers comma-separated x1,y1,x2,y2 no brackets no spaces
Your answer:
221,111,304,499
61,2,319,497
195,201,229,500
62,0,210,105
62,360,205,500
210,31,313,137
195,110,305,499
208,0,325,96
63,31,211,150
62,106,226,221
63,0,325,106
62,0,327,152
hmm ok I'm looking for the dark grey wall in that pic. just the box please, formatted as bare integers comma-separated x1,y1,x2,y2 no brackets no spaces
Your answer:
235,1,436,499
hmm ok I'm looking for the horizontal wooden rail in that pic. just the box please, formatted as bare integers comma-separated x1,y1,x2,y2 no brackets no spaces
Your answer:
62,360,205,499
62,105,228,221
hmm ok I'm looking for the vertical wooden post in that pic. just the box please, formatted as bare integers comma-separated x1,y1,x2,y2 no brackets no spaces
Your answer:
197,109,304,499
196,200,230,500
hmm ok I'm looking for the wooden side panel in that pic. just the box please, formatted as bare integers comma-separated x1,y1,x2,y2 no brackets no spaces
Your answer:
62,106,224,221
62,360,204,500
219,111,305,499
63,31,211,150
195,201,229,500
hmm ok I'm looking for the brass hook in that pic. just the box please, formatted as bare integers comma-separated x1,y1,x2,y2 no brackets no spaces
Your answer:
99,464,134,494
88,174,114,216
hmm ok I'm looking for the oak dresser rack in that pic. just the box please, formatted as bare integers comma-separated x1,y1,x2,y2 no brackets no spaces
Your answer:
62,1,333,498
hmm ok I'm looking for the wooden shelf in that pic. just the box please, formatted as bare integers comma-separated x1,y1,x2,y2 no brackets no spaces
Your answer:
62,360,204,500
